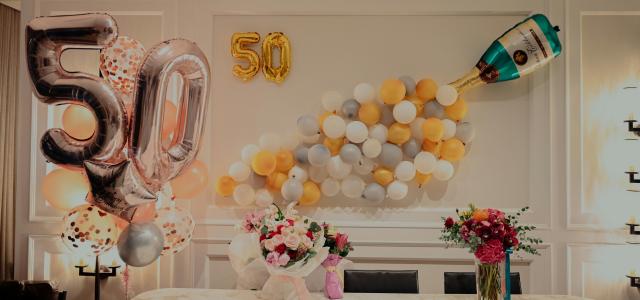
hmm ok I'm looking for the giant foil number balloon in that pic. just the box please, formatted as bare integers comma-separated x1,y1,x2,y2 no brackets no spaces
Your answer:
25,13,127,168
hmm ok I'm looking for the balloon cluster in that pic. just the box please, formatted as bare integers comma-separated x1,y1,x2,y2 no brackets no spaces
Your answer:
27,13,207,267
216,76,475,205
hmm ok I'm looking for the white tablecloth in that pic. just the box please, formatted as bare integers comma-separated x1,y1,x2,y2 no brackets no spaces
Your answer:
132,289,592,300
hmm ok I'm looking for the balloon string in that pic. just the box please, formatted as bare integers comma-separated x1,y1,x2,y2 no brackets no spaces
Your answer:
122,264,131,300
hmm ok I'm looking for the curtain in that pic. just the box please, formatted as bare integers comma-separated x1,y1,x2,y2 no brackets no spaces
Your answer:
0,3,19,280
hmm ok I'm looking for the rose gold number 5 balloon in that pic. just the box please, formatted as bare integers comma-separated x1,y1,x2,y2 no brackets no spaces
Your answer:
26,14,128,168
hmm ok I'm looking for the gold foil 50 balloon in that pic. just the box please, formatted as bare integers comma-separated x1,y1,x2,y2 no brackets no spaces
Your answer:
262,32,291,83
231,32,261,81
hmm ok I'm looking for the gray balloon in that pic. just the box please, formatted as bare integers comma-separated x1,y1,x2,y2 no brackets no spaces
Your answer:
297,115,319,136
403,139,420,159
294,146,310,164
118,222,164,267
399,75,416,97
380,143,403,168
339,144,362,164
363,183,386,203
341,99,360,120
248,171,266,187
456,122,475,144
424,101,445,119
379,105,394,126
308,144,331,166
281,179,303,202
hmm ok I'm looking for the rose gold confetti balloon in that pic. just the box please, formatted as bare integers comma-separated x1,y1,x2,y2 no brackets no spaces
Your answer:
154,205,195,255
99,36,146,101
61,204,118,256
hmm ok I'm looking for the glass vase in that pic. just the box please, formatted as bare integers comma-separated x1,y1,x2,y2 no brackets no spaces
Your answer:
475,258,506,300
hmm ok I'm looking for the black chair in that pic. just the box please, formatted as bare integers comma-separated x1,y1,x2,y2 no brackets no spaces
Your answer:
344,270,419,294
0,280,66,300
444,272,522,294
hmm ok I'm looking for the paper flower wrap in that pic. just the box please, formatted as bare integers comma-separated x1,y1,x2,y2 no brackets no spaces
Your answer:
228,232,270,290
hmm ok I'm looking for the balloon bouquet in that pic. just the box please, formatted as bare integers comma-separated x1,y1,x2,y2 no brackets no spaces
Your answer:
26,13,209,267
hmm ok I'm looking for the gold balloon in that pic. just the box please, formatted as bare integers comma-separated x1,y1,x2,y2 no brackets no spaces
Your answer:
373,168,394,186
358,102,381,126
441,138,466,162
275,150,295,172
445,97,468,121
422,139,442,156
415,172,432,185
387,123,411,145
215,175,236,197
267,172,287,191
416,78,438,101
252,150,277,176
231,32,261,81
170,160,210,199
41,168,90,211
380,79,406,105
262,32,291,83
323,137,345,156
422,117,444,142
299,181,321,205
62,105,96,140
410,99,425,116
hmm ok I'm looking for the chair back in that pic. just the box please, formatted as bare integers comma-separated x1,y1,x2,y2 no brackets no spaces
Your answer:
344,270,419,294
443,272,522,294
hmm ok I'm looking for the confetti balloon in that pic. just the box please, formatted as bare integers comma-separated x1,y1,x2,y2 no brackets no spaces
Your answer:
434,160,454,181
259,133,281,152
321,178,340,197
398,75,416,97
441,138,466,162
299,181,321,205
323,115,346,139
410,118,426,141
62,105,96,140
233,184,255,206
415,78,438,101
369,124,388,143
309,165,329,183
442,119,457,139
445,97,468,121
341,99,361,120
345,121,368,143
380,79,406,105
241,144,260,165
373,167,394,186
380,143,403,168
387,123,411,145
99,36,145,99
275,150,295,172
414,151,437,174
327,156,352,179
294,146,310,164
339,143,362,164
358,102,381,126
341,175,365,199
354,157,375,175
229,161,251,182
154,205,195,255
281,179,304,202
387,181,408,201
323,137,344,156
251,151,277,176
267,172,288,191
456,122,476,144
363,183,386,203
321,91,344,112
215,176,236,197
436,84,458,106
288,165,309,182
392,100,417,124
297,115,320,136
394,161,416,182
354,82,376,103
61,204,118,256
362,139,382,158
42,168,90,211
422,118,444,142
403,139,420,159
308,144,331,166
424,101,445,119
255,189,274,207
171,160,209,199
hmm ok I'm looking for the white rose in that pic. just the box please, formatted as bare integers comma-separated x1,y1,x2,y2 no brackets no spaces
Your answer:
284,234,301,250
264,239,275,251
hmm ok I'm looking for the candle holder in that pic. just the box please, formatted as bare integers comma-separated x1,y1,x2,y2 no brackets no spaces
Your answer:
624,119,640,139
75,256,120,300
627,275,640,288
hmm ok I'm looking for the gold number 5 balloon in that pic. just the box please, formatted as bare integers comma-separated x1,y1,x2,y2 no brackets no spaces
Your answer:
231,32,261,81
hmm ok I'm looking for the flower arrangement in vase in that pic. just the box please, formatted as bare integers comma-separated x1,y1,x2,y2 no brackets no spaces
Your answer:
440,205,542,300
321,223,353,299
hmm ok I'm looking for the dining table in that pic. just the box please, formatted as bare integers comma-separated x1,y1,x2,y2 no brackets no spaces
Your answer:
132,288,593,300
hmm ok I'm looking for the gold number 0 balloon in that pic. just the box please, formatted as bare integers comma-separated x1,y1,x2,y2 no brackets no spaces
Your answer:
231,32,260,81
262,32,291,84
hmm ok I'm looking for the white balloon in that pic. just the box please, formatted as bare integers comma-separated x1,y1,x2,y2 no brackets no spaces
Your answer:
434,160,454,181
436,84,458,106
341,175,365,199
327,156,352,179
442,119,457,139
392,100,417,124
394,161,416,182
281,130,301,150
354,157,375,175
369,124,388,143
233,184,255,206
288,166,308,182
321,178,340,197
255,189,274,207
323,115,346,139
228,161,251,182
321,91,344,112
387,181,408,200
300,133,320,144
414,151,437,174
353,82,375,103
410,117,426,141
259,132,281,152
241,144,260,165
362,139,382,158
309,165,329,183
345,121,368,143
297,115,319,137
308,144,331,166
281,179,304,202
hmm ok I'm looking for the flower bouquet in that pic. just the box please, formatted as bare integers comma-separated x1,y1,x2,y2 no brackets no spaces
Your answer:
321,223,353,299
440,205,542,300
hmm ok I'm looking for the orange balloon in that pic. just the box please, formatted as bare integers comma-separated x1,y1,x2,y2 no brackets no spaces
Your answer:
410,99,424,116
441,138,466,162
444,97,468,121
323,137,345,156
162,101,178,138
380,79,406,105
115,216,130,230
266,172,287,191
131,202,157,223
215,175,236,197
387,123,411,145
373,168,394,186
275,150,295,172
41,168,90,211
415,172,432,185
251,150,277,176
415,78,438,101
422,139,442,156
422,117,444,142
299,181,321,205
170,160,209,199
358,102,381,126
62,105,96,140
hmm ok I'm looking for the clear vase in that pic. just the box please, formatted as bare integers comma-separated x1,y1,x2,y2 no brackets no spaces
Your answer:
475,258,506,300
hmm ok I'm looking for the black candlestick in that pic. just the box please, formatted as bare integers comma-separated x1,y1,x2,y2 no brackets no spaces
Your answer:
627,275,640,287
624,119,640,137
75,256,120,300
626,171,640,184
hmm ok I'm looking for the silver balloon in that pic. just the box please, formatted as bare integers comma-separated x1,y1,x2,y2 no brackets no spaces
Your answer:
294,146,310,164
248,171,266,187
339,143,362,164
379,105,395,126
297,115,319,136
456,122,476,144
281,179,303,202
379,143,402,168
118,222,164,267
341,99,360,120
403,139,420,159
363,183,386,203
130,39,211,191
424,101,445,119
308,144,331,166
399,75,416,97
26,13,127,167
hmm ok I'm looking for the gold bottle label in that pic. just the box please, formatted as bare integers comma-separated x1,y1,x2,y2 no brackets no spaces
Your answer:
450,66,487,94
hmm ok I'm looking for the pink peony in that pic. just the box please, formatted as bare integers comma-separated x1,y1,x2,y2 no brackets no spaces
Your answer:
474,239,506,264
266,252,280,266
278,253,291,266
336,233,349,252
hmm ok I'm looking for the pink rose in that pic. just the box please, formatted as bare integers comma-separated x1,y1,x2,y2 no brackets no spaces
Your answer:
272,234,285,245
474,239,506,264
266,252,280,266
284,234,301,250
278,253,291,266
336,233,349,252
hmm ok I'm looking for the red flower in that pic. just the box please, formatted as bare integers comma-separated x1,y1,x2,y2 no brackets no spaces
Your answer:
268,231,278,238
474,239,506,264
306,230,314,240
275,243,286,254
259,234,266,242
444,217,455,229
276,225,284,234
336,233,349,252
287,219,294,226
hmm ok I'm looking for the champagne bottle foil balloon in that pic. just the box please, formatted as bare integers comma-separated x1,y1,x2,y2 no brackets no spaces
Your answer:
450,14,562,94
